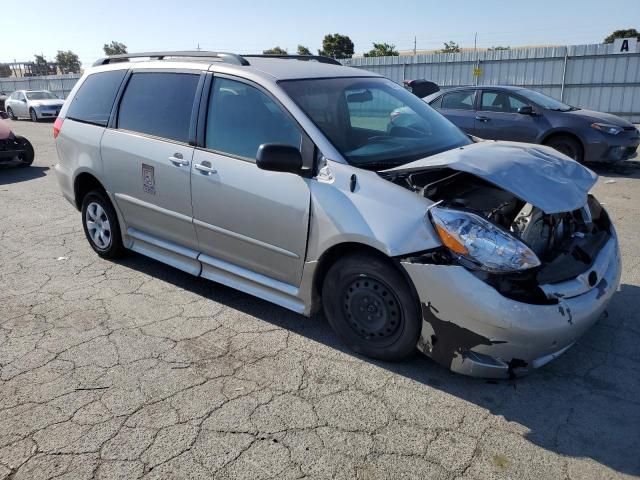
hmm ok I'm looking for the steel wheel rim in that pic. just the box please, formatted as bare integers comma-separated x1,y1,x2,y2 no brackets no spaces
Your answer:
85,202,111,250
343,276,403,345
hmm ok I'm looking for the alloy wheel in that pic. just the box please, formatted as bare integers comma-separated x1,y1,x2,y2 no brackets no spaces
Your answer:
85,202,112,250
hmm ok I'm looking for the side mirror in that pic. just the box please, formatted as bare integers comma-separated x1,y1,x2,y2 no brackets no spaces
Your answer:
256,144,302,174
518,105,534,115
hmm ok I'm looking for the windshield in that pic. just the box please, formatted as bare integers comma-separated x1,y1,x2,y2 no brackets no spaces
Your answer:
280,77,471,169
517,89,574,111
26,91,57,100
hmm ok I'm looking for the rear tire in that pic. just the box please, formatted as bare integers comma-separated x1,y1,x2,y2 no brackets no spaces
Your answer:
322,253,421,361
545,135,583,162
15,136,34,167
81,190,125,259
29,108,38,122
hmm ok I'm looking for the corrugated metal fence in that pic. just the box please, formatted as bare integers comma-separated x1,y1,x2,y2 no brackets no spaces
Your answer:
1,43,639,121
0,74,81,100
343,43,640,123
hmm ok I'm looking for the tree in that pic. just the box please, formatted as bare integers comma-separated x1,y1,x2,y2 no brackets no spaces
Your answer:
318,33,354,59
33,54,50,76
363,42,399,57
0,64,11,78
263,46,288,55
55,50,81,74
604,28,640,43
103,41,127,56
297,45,311,55
438,41,460,53
488,46,510,51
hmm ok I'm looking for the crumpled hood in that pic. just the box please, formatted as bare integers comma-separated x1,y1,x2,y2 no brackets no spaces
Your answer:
384,141,597,214
564,108,634,128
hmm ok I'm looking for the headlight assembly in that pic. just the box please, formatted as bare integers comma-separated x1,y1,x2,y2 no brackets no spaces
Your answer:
428,206,541,273
591,123,623,135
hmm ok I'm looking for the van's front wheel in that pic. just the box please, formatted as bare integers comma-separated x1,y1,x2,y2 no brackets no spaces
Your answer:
322,253,421,361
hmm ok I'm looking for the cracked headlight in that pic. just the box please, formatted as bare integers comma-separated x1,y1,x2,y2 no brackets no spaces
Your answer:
428,206,541,273
591,123,623,135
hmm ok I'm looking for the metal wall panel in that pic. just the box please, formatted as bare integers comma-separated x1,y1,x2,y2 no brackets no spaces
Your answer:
344,44,640,122
0,74,81,100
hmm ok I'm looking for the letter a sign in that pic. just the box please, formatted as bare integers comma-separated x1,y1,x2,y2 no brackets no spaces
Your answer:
613,37,638,54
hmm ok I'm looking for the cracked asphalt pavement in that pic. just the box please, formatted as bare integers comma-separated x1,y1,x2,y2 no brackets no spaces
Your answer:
1,120,639,479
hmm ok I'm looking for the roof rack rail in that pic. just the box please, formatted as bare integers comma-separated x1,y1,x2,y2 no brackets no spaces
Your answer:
93,51,250,67
242,54,342,66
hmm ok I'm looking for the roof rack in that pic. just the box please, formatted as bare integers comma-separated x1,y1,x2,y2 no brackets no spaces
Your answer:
93,51,249,67
242,54,342,66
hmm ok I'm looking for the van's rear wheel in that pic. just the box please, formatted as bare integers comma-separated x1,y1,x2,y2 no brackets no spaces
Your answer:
81,190,124,259
322,253,421,361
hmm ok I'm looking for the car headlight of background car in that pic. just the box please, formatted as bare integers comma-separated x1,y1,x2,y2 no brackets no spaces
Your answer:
428,206,541,273
591,123,623,135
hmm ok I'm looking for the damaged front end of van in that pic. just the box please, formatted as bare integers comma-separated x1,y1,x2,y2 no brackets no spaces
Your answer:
381,141,621,378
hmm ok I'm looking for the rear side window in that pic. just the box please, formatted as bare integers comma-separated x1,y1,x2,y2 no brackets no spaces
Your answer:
118,73,200,143
441,91,475,111
429,95,443,109
66,70,127,126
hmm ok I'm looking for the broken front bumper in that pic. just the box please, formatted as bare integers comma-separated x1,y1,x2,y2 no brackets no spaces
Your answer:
401,235,621,378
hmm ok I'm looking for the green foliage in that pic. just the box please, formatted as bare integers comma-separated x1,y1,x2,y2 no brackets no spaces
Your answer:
488,46,510,51
0,64,11,78
263,46,288,55
103,41,128,56
55,50,81,74
604,29,640,43
438,41,460,53
363,43,399,57
297,45,312,56
319,33,354,59
33,54,50,76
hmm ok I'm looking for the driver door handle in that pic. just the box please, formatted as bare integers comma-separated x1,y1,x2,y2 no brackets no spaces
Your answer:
475,115,490,122
194,162,217,175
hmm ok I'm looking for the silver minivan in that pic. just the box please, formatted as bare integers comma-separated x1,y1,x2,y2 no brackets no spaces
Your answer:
54,52,621,378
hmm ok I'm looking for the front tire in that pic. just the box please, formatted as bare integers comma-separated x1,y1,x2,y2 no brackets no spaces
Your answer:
29,108,38,122
545,135,583,162
322,253,421,361
15,136,34,167
81,190,125,259
7,107,16,120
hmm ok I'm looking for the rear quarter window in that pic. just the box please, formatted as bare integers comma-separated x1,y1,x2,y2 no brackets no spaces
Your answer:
117,72,200,143
66,70,127,126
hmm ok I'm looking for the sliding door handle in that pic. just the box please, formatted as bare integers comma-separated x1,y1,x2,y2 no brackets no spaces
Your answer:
194,162,217,175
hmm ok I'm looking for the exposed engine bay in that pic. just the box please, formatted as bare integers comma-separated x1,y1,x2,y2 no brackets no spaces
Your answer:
380,168,612,303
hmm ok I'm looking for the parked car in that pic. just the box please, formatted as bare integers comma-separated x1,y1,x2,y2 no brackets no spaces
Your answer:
54,52,620,378
422,85,639,163
0,111,35,167
5,90,65,122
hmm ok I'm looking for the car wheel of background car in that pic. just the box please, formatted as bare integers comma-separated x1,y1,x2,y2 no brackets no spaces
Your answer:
15,136,34,167
29,108,38,122
322,252,421,361
81,190,125,259
7,107,16,120
545,135,583,162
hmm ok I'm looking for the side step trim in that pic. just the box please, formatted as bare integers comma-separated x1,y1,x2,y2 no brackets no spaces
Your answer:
127,227,201,276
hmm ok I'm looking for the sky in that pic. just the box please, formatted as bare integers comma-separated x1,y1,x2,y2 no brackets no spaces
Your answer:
2,0,640,67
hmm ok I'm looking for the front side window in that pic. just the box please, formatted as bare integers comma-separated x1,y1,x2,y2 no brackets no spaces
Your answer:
481,91,527,113
517,89,574,111
280,77,470,169
26,91,57,100
205,77,301,160
118,72,200,143
67,70,127,126
441,91,476,111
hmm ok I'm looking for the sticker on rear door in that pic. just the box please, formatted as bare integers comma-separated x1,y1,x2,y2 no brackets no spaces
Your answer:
142,164,156,195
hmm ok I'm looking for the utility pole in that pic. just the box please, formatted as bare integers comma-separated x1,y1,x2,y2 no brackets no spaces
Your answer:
196,43,201,51
413,36,417,55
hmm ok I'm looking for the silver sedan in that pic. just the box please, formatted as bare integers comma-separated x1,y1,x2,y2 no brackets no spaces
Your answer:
5,90,65,122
